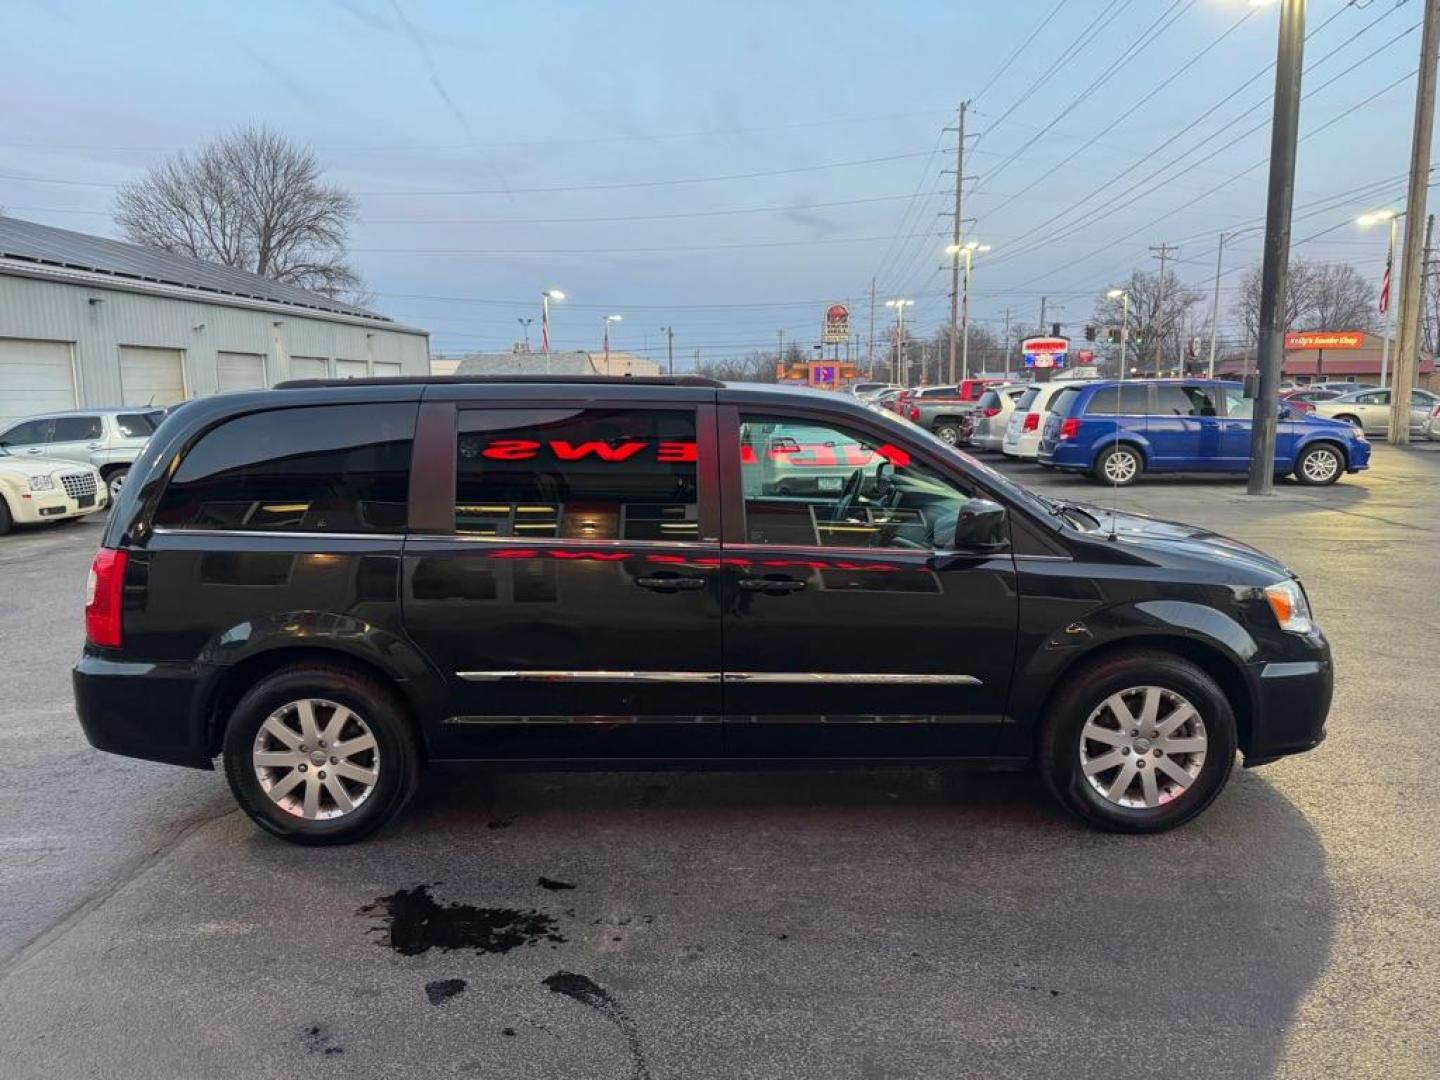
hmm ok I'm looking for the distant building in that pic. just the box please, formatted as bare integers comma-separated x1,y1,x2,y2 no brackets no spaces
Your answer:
1215,330,1436,389
0,216,429,425
453,346,660,378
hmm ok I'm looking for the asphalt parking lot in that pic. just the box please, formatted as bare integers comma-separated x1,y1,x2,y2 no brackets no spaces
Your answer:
1,444,1438,1080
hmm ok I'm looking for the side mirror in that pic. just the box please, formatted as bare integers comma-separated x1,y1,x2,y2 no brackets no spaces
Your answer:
943,498,1007,551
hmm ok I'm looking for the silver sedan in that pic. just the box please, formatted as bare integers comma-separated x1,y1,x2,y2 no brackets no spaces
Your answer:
1313,387,1439,437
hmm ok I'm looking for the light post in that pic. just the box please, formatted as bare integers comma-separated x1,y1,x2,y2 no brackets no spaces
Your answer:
541,288,565,373
1107,288,1130,380
947,242,991,380
1207,226,1263,378
517,317,534,352
885,299,914,384
1358,209,1402,388
601,314,622,370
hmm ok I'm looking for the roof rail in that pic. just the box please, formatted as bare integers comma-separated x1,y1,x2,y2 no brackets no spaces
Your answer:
273,374,725,390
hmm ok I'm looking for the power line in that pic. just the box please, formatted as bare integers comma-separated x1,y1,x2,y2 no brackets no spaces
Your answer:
971,1,1072,105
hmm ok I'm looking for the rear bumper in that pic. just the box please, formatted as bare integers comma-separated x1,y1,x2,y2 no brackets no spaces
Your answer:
1242,652,1333,765
73,651,214,769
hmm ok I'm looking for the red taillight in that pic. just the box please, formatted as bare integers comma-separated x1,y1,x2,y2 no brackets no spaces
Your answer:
982,406,1001,418
1023,413,1039,432
1059,417,1081,441
908,405,921,421
1432,404,1440,418
85,547,127,648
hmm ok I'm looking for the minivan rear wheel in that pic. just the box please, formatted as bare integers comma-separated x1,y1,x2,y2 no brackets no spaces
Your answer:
1093,444,1143,486
1038,651,1236,833
222,664,419,844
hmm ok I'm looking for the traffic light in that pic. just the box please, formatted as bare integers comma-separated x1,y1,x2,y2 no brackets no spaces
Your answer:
1084,325,1096,342
1107,328,1120,344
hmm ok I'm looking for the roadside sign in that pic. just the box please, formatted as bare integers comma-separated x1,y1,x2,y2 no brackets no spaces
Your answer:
1284,330,1364,350
822,303,851,345
1077,349,1095,364
1021,336,1069,369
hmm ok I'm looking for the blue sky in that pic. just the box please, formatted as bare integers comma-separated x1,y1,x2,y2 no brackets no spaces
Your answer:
2,0,1428,363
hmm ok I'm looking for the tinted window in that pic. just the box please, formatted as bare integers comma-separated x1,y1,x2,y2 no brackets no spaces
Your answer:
1015,387,1041,411
0,419,52,445
1355,391,1388,405
918,386,958,398
154,403,415,533
116,412,161,437
1079,385,1149,416
1049,386,1084,418
51,415,103,441
739,414,977,550
455,408,698,541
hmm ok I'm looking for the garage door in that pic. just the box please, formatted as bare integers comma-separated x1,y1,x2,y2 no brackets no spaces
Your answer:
335,359,369,379
0,338,76,427
216,351,267,392
373,361,402,377
290,356,328,380
118,346,185,406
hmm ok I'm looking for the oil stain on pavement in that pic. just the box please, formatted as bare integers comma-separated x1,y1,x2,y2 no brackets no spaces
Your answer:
543,970,650,1080
425,978,468,1005
360,884,566,956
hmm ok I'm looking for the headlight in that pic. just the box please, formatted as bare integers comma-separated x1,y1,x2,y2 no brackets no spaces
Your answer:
28,475,55,491
1264,579,1314,634
1351,425,1368,442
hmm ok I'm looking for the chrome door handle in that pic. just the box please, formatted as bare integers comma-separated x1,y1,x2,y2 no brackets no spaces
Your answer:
86,442,103,449
635,575,706,591
738,578,807,593
25,448,43,454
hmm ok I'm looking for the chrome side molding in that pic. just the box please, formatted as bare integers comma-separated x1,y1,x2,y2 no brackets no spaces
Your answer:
457,670,981,686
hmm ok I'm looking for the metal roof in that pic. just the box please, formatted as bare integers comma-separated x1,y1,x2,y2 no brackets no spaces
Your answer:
0,215,388,322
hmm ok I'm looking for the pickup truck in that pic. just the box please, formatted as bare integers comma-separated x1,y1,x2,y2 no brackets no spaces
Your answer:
899,379,1009,444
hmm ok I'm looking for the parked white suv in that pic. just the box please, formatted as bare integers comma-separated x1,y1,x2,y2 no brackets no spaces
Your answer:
0,408,164,501
0,449,107,534
1002,382,1072,460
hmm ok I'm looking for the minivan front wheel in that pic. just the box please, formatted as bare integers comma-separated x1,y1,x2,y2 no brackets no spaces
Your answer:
1294,443,1343,486
1093,444,1143,486
1039,651,1236,833
223,664,419,844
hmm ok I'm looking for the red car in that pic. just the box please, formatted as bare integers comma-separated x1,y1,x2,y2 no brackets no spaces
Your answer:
1281,388,1344,414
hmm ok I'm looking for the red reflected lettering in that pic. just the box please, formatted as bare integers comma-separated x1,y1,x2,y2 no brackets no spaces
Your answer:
657,440,698,463
550,440,647,462
482,439,542,461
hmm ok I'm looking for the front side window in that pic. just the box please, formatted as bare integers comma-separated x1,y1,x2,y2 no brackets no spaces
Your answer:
738,414,981,551
153,403,414,533
455,408,699,541
51,415,103,441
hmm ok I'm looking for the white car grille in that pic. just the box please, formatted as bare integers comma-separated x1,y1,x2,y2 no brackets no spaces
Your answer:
61,472,97,499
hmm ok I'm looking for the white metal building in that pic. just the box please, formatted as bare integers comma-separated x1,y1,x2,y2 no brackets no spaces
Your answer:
0,216,429,425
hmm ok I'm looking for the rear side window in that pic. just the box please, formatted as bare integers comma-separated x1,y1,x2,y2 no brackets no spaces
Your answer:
976,390,1002,409
51,415,104,440
154,403,415,533
455,408,699,541
1015,387,1040,411
1049,386,1084,418
1081,385,1150,416
116,412,160,437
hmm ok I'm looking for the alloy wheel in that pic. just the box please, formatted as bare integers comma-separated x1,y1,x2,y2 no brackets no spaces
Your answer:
108,472,125,500
1102,450,1138,484
1301,447,1340,483
252,698,380,820
1079,686,1207,809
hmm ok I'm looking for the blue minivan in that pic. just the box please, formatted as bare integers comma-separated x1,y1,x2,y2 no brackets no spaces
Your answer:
1037,378,1371,486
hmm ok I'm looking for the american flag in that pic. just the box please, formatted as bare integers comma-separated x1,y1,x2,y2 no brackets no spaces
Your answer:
1379,250,1392,315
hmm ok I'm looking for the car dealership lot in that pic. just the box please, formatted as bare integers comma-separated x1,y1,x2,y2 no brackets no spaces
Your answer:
1,446,1438,1079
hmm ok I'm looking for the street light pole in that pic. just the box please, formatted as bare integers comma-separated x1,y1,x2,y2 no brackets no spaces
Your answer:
1247,0,1307,497
1206,227,1261,378
1108,289,1130,378
541,289,565,374
885,299,914,384
602,314,622,370
517,317,533,352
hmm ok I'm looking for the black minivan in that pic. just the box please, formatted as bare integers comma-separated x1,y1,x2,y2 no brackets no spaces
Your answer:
75,376,1333,843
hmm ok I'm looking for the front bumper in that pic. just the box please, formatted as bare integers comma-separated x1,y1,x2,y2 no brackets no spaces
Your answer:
74,651,215,769
6,485,108,524
1242,650,1333,765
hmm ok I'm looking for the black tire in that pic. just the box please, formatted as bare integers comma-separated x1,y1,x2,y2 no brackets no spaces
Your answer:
222,664,420,845
1092,443,1144,486
934,422,961,445
1293,442,1345,486
0,496,12,536
1038,650,1237,833
1334,414,1362,431
103,466,129,503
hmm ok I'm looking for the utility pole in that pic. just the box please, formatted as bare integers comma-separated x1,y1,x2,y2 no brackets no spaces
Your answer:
1390,0,1440,444
1038,296,1047,333
947,103,967,384
660,325,674,375
777,329,785,376
1003,309,1012,380
868,277,877,377
1150,242,1178,373
1247,0,1306,496
1423,214,1438,355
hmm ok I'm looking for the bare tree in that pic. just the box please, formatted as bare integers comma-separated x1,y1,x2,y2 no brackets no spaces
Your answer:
1232,258,1376,345
1092,268,1204,374
114,126,365,301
